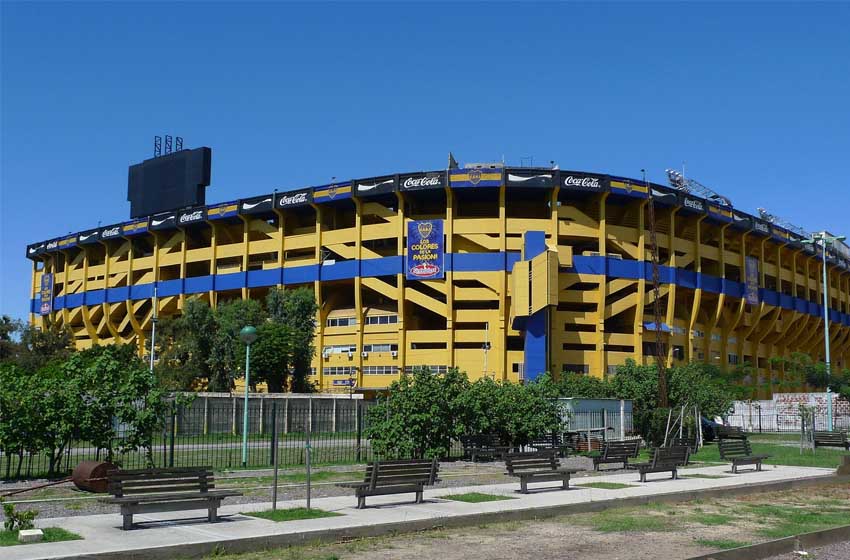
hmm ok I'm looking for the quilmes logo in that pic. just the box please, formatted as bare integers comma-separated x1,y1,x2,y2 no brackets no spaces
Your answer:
402,175,442,189
683,198,704,212
179,210,204,224
357,179,393,192
241,197,272,211
278,192,309,207
563,175,601,189
101,226,122,239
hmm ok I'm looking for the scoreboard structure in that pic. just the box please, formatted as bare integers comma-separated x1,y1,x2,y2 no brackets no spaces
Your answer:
26,164,850,396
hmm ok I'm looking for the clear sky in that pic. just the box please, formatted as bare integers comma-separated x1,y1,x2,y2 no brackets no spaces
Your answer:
2,2,849,321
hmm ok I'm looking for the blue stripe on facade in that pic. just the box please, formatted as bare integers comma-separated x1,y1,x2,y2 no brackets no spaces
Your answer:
185,276,213,294
30,255,850,327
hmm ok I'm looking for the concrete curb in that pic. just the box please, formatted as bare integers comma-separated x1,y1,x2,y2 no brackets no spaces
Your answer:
686,523,850,560
45,473,850,560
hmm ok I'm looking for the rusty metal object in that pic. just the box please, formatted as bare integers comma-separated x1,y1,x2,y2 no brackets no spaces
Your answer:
71,461,118,493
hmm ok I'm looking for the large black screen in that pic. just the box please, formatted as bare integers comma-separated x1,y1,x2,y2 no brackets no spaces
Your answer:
127,147,211,218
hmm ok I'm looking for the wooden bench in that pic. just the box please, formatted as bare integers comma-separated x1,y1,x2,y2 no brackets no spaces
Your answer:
529,433,570,457
504,450,580,494
460,434,511,462
592,439,641,471
716,425,747,440
337,458,439,509
718,438,770,473
632,446,689,482
99,466,242,530
813,431,850,451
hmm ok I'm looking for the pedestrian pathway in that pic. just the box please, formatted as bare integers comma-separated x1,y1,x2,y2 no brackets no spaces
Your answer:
7,464,836,560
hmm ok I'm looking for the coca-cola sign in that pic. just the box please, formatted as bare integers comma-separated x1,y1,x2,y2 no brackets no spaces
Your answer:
178,209,206,224
561,172,607,192
682,197,705,212
753,220,770,235
100,226,122,240
46,240,59,250
277,189,312,208
399,172,445,191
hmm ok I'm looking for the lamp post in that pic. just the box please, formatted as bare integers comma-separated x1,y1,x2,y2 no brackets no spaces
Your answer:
240,325,258,466
802,233,846,432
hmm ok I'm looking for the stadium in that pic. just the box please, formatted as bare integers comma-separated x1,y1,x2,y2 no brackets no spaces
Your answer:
25,151,850,396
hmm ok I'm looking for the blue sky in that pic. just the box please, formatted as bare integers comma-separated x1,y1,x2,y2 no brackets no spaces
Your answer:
2,2,849,321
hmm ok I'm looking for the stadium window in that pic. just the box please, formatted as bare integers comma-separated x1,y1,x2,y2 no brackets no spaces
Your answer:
673,346,685,360
728,354,739,365
322,367,355,376
363,366,399,375
365,315,398,325
363,344,398,353
322,344,357,355
326,317,356,327
562,364,590,374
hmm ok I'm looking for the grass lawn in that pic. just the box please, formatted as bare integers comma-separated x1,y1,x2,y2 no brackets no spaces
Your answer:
245,508,341,522
0,528,81,547
695,538,750,550
575,482,637,490
692,441,847,469
440,492,515,503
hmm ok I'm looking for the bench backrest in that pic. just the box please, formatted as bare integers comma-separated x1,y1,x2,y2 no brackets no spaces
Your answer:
813,431,848,443
651,446,689,467
716,426,746,439
718,438,753,459
602,439,640,460
505,450,558,474
364,458,439,489
106,466,214,498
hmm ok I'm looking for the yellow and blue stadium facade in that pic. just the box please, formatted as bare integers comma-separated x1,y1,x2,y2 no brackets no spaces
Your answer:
26,166,850,396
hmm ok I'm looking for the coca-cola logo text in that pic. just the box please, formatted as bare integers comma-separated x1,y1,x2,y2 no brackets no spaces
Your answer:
754,222,770,233
180,211,204,223
683,198,704,211
563,175,601,189
278,192,309,207
46,240,58,250
403,176,442,189
102,227,121,238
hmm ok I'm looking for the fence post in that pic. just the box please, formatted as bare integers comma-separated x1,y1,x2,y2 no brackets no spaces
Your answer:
619,400,625,440
332,398,337,433
168,404,177,468
284,398,289,434
356,400,363,462
270,400,278,467
203,396,209,436
259,396,265,436
231,396,237,436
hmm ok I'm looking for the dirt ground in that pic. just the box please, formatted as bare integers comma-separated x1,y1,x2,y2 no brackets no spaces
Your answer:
209,483,850,560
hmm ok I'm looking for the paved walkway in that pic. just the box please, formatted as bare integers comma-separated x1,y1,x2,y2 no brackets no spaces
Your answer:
8,464,836,560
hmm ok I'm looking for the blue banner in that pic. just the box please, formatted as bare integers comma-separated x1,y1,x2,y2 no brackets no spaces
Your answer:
745,256,759,305
406,219,445,280
40,273,54,315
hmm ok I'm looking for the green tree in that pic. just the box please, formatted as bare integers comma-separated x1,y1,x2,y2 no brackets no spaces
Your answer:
0,315,21,363
249,321,293,392
15,322,73,372
154,298,217,389
365,367,469,459
550,372,614,399
266,287,318,392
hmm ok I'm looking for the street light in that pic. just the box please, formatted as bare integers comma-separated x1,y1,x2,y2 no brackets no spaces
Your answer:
802,232,846,432
240,325,258,466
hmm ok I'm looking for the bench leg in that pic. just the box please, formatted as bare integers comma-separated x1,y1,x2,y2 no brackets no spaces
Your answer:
520,478,528,494
122,513,133,531
672,468,678,480
756,461,762,472
357,495,366,509
562,476,569,490
640,472,646,483
732,463,738,474
208,506,218,523
415,490,423,504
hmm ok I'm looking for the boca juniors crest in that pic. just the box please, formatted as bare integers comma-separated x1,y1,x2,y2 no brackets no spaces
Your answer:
406,220,445,280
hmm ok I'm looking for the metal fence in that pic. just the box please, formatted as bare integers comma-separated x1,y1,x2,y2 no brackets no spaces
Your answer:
724,411,850,433
1,396,637,480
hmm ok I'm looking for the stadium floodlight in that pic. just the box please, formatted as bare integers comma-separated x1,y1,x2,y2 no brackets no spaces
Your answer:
801,232,846,431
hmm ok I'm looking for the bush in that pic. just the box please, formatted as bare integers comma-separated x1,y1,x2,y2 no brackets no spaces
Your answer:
2,502,38,531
